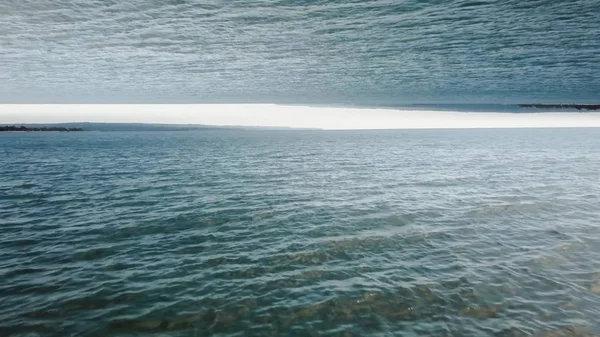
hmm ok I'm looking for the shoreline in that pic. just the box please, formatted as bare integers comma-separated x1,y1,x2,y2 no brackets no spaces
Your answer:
519,104,600,111
0,125,84,132
0,131,84,133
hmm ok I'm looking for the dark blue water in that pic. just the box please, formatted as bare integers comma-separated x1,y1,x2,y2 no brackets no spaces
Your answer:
1,0,599,103
2,129,600,337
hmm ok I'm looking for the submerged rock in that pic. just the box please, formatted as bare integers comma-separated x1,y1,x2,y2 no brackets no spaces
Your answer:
559,301,578,309
133,320,165,330
459,305,502,319
534,326,599,337
502,284,517,295
109,310,218,332
590,283,600,294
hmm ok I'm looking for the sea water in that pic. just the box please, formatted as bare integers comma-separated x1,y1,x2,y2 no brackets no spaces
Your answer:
1,129,600,336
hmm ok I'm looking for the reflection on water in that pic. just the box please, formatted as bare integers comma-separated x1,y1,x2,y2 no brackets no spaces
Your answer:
1,129,600,336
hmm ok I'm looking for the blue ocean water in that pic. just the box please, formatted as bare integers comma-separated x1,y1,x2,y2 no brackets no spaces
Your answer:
2,129,600,337
1,0,599,103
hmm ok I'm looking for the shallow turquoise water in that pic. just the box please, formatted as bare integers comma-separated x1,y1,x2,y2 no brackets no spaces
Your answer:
2,129,600,336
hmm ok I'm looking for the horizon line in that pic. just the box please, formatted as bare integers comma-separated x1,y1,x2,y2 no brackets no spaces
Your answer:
2,104,600,130
5,122,600,132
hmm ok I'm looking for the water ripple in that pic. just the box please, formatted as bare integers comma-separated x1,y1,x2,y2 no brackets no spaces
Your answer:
1,0,600,102
1,129,600,336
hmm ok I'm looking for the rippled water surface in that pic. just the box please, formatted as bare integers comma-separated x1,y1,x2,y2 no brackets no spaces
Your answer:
1,0,599,103
2,129,600,337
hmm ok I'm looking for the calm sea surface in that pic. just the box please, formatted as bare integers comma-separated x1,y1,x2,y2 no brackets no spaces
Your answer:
1,0,599,103
1,129,600,337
